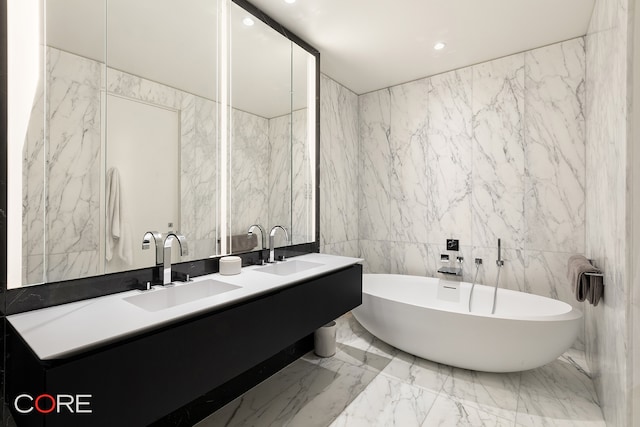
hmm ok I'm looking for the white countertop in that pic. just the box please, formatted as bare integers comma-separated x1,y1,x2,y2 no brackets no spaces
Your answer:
8,253,363,361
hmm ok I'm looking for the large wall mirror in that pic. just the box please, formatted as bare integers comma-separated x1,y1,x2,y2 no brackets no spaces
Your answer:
7,0,318,289
228,1,316,253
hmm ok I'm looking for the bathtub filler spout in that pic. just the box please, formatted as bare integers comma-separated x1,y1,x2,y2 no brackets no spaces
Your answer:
163,233,188,285
437,254,462,276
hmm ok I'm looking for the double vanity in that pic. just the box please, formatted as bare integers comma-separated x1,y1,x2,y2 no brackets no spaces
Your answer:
7,253,363,426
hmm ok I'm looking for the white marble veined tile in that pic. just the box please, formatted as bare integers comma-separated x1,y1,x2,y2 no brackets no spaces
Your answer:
359,89,392,241
583,1,630,425
320,75,359,246
268,113,293,244
291,109,314,245
524,38,585,253
441,367,521,422
388,242,430,276
471,53,525,249
23,77,46,260
515,390,605,427
25,255,45,285
47,251,100,282
179,93,198,247
106,68,182,109
320,240,359,258
329,373,437,427
47,48,102,255
199,357,378,427
519,357,598,404
359,240,392,274
422,393,514,427
426,67,473,245
230,109,269,238
380,350,452,395
389,78,429,243
190,97,218,242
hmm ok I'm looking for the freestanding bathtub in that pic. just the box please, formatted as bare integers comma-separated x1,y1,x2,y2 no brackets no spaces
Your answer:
352,274,583,372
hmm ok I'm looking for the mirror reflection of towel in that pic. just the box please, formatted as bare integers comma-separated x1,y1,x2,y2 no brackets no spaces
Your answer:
106,168,133,265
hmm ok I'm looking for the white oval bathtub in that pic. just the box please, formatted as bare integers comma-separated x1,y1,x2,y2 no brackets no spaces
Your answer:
352,274,583,372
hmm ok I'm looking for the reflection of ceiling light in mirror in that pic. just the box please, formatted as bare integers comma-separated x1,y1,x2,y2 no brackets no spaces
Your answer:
242,17,255,26
284,0,296,3
433,42,446,50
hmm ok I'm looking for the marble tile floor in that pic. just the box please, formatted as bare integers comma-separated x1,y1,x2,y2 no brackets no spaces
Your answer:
197,313,605,427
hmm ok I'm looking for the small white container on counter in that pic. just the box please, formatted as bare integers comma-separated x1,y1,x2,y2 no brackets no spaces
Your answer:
219,256,242,275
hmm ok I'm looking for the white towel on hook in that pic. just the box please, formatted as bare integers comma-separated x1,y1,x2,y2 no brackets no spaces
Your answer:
106,168,133,265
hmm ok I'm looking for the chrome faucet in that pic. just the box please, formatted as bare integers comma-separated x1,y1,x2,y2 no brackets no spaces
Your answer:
496,238,504,267
142,231,163,265
248,224,266,265
268,225,289,263
163,233,188,285
248,224,266,249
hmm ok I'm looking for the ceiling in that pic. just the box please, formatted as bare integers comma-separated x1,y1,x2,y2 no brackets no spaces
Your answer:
249,0,596,94
46,0,596,109
46,0,310,118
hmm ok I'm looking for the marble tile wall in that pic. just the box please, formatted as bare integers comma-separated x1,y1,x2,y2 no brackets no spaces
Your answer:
584,0,633,425
358,38,586,348
233,109,313,250
319,74,359,256
22,48,103,284
290,109,314,245
230,109,269,249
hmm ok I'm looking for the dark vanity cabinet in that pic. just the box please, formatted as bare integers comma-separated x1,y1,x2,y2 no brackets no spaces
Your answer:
6,264,362,427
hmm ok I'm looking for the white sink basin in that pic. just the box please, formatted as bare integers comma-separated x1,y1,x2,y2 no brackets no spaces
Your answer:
124,279,241,312
255,260,323,276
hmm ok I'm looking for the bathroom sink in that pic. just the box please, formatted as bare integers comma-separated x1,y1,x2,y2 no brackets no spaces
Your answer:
124,279,241,312
255,260,323,276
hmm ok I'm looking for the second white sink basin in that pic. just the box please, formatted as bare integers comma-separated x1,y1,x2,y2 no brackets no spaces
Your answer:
255,260,323,276
124,279,241,312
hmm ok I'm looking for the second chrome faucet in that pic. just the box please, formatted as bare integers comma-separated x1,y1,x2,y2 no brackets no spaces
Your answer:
268,225,289,263
142,231,188,286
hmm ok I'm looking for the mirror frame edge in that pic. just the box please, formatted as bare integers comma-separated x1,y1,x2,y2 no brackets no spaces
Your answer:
1,0,321,316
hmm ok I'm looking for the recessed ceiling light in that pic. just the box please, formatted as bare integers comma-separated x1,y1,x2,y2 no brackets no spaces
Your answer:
433,42,446,50
284,0,296,3
242,17,255,26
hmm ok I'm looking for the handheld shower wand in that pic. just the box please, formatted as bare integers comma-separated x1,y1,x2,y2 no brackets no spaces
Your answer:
492,238,504,314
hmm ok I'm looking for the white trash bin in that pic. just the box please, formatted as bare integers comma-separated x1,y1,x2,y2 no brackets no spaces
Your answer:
314,321,337,357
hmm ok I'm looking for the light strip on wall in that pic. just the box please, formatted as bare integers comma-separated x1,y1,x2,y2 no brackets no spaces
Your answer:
307,54,316,241
7,0,41,288
218,0,229,255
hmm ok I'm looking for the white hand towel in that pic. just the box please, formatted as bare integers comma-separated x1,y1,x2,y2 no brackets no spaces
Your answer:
106,168,133,265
